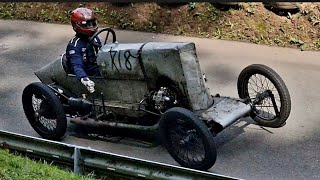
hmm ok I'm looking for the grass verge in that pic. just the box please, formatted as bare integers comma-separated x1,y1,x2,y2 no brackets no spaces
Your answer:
0,149,91,180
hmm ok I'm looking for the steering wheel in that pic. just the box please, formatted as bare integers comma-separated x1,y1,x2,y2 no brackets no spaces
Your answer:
88,28,117,48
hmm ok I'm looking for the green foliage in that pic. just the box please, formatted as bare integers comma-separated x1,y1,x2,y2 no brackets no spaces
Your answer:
0,3,16,18
239,3,256,16
109,10,132,29
196,3,220,23
256,21,267,33
0,149,91,180
0,2,319,51
188,2,196,11
307,13,320,26
176,26,185,35
314,39,320,49
289,36,304,46
212,27,223,39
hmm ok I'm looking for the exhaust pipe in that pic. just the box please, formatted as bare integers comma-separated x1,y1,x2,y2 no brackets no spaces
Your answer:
70,118,159,134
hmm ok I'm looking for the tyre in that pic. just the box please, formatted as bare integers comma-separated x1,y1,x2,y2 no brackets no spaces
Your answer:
159,107,217,170
22,82,67,140
237,64,291,128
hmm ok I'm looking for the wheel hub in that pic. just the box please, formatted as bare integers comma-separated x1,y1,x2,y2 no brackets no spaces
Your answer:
253,90,272,105
179,130,197,146
38,101,56,119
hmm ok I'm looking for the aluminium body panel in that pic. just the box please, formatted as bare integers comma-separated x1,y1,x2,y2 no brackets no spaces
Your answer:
201,97,251,129
35,42,213,111
96,42,213,111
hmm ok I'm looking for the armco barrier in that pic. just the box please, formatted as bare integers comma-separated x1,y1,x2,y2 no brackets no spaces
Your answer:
0,130,240,180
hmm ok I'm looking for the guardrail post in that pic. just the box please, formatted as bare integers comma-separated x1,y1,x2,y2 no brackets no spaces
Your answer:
73,147,81,175
0,130,237,179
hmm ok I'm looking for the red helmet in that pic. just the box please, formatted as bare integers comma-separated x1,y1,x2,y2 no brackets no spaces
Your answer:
70,8,98,37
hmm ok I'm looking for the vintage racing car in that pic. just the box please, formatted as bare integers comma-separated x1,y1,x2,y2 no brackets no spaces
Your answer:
22,28,291,171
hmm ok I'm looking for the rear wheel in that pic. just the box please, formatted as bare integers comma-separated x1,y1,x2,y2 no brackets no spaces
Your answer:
22,82,67,140
159,107,217,170
237,64,291,127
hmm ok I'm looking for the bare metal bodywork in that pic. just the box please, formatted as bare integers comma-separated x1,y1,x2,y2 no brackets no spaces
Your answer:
35,41,252,131
34,41,251,129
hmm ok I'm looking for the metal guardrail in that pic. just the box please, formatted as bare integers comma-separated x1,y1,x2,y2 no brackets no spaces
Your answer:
0,130,240,180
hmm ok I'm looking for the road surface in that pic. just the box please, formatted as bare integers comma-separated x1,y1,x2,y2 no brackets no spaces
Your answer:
0,20,319,180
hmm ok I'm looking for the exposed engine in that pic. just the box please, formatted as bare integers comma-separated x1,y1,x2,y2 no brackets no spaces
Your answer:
150,87,178,113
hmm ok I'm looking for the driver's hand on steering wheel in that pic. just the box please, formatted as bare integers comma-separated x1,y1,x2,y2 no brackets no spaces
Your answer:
81,77,95,93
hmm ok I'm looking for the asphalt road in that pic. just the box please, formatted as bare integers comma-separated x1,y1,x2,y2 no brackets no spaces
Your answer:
0,20,319,180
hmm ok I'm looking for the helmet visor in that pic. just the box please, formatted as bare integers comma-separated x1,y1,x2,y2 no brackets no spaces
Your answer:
80,19,97,29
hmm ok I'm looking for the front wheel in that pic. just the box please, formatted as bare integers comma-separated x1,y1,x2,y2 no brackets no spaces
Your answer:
22,82,67,140
237,64,291,128
159,107,217,171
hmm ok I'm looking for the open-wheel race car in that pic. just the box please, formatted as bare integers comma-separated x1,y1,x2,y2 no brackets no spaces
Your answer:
22,28,291,171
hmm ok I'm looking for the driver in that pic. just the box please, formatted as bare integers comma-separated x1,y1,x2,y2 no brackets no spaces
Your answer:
66,7,102,93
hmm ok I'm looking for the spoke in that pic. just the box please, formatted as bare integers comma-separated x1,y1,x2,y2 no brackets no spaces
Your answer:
260,75,267,92
189,149,198,163
169,131,183,145
194,148,205,160
174,137,185,153
253,74,260,89
183,149,190,162
255,74,262,92
247,79,256,93
248,83,258,93
169,123,206,164
260,75,266,92
39,116,57,131
262,76,269,91
186,142,202,157
262,99,270,118
190,133,202,144
266,100,273,118
248,78,259,93
254,74,262,92
265,78,270,90
248,74,283,120
190,148,201,163
176,144,186,157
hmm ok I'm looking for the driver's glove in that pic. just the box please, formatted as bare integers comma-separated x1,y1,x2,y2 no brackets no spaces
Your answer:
81,77,95,93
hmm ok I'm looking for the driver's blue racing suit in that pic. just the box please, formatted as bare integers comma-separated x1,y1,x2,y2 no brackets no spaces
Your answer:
66,33,102,80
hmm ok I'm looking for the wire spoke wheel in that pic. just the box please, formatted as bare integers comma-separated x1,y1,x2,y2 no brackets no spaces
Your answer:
22,82,67,140
168,119,206,164
238,64,291,128
31,94,57,133
159,107,217,170
247,74,281,120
